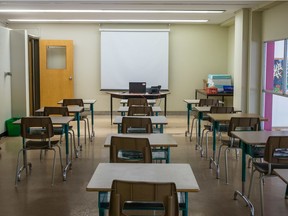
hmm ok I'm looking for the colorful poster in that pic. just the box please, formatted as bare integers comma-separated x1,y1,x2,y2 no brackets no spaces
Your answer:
273,59,284,93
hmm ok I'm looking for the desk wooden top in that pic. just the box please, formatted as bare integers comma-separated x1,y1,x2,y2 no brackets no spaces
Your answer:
104,133,177,147
113,116,168,125
118,106,162,113
108,92,169,96
194,106,211,112
183,99,224,105
196,89,233,96
274,169,288,184
86,163,200,193
120,99,156,105
35,106,84,114
207,113,267,122
183,99,200,104
231,131,288,146
13,116,74,125
194,106,241,113
58,99,97,105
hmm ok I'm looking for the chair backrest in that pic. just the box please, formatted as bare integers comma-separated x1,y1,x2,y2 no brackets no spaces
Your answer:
228,117,260,138
21,116,54,140
264,136,288,164
62,98,84,107
121,117,153,133
109,180,179,216
127,98,148,106
210,106,234,114
199,99,219,107
44,106,69,116
110,136,152,163
128,106,153,116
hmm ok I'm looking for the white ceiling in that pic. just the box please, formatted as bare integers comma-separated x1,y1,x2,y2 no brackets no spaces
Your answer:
0,1,280,24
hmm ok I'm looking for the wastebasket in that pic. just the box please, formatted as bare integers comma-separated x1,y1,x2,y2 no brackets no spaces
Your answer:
5,118,21,136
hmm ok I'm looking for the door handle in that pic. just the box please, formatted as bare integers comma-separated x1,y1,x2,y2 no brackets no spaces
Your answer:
69,76,73,80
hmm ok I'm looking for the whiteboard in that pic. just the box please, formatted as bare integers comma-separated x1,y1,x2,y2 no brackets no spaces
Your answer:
100,30,169,90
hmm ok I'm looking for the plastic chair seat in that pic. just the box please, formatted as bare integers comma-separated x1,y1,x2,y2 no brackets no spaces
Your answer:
25,140,60,149
252,162,288,174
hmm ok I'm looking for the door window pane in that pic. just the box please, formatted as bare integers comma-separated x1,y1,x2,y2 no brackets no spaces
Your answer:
46,46,66,69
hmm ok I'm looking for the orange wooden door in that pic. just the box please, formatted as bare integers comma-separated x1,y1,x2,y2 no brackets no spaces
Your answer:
40,40,74,107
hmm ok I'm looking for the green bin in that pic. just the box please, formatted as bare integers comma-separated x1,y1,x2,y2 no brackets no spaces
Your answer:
5,118,21,136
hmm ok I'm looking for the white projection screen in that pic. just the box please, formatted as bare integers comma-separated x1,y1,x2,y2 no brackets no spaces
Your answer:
100,29,169,90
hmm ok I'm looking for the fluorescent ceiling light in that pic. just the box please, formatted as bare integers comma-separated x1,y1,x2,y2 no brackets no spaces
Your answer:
8,19,209,23
0,9,224,14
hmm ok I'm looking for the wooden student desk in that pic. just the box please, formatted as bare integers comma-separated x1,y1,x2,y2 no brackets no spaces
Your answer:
207,113,267,179
118,106,162,116
120,99,156,106
195,89,233,102
86,163,200,216
113,116,168,133
58,99,97,139
231,130,288,216
107,91,170,124
14,116,75,181
35,106,84,149
183,100,225,137
104,133,177,163
183,99,200,136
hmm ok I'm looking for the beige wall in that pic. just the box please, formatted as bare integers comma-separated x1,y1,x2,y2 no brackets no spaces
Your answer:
8,23,229,112
262,1,288,41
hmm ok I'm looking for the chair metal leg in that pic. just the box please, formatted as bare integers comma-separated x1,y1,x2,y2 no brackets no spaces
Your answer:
224,147,229,184
69,129,78,158
205,130,210,159
247,167,256,199
85,117,91,141
51,148,56,186
15,149,23,186
84,120,87,144
189,117,196,142
259,174,265,216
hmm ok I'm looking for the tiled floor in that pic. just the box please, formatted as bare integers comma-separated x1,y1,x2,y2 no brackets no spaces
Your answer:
0,114,287,216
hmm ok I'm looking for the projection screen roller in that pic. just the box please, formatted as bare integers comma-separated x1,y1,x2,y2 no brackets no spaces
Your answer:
100,30,169,90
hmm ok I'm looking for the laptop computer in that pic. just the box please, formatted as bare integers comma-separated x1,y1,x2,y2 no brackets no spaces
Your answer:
129,82,146,93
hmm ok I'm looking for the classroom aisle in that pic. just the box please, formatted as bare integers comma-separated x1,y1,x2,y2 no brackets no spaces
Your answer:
0,114,287,216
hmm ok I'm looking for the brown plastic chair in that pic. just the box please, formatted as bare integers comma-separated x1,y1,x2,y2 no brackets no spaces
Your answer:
110,136,152,163
62,98,91,143
121,117,153,134
200,106,234,158
248,136,288,216
127,98,148,106
218,117,260,183
109,180,179,216
189,98,219,142
128,106,153,116
44,106,78,158
15,116,63,186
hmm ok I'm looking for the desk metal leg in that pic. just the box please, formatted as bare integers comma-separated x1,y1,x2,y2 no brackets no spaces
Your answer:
90,104,95,140
185,104,192,136
160,125,164,133
75,113,81,151
234,142,255,216
166,147,170,163
209,121,220,179
63,124,72,181
183,192,188,216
